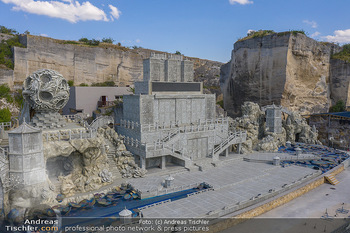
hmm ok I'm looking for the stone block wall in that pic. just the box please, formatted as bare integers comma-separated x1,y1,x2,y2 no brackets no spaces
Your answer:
134,81,150,95
181,60,194,82
123,95,141,123
143,57,165,82
122,94,216,127
165,59,182,82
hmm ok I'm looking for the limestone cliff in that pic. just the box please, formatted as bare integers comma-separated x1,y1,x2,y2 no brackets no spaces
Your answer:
330,58,350,106
221,33,336,117
229,102,319,153
192,58,222,98
2,35,221,95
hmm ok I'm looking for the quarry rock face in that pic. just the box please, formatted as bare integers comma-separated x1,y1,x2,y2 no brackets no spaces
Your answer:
229,102,320,153
3,34,221,93
14,35,143,87
330,59,350,106
221,33,333,117
44,135,109,197
41,126,145,198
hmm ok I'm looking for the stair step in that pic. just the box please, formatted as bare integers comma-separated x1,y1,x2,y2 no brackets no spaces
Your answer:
325,174,340,185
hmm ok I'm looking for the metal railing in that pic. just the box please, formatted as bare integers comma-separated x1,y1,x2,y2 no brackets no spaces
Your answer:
89,116,114,129
143,182,201,198
98,101,116,108
119,118,229,133
0,122,11,130
62,114,86,127
138,199,171,211
212,131,246,156
0,147,8,159
42,128,97,142
120,120,141,131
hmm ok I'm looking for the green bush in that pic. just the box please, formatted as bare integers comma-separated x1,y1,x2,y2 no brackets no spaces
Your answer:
79,83,89,86
68,80,74,87
0,84,11,98
78,37,100,46
239,30,306,42
332,44,350,63
239,30,275,41
63,40,79,45
128,87,135,93
5,95,13,103
104,81,115,86
0,25,18,35
0,35,25,69
86,39,100,46
79,37,89,43
329,100,346,112
14,89,23,107
102,37,114,44
91,81,115,87
290,30,306,36
0,108,11,123
216,100,224,108
0,84,13,103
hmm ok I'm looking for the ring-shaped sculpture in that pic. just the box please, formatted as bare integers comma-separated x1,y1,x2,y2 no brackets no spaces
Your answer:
22,69,70,112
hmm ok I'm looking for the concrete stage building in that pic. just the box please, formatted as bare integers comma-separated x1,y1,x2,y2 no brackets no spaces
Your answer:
116,53,246,170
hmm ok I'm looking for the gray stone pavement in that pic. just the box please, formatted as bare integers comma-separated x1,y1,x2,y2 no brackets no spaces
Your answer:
127,156,276,193
220,166,350,233
137,155,319,218
259,166,350,218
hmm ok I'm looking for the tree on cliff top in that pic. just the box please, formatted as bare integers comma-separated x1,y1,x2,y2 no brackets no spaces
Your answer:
0,25,18,35
102,37,114,44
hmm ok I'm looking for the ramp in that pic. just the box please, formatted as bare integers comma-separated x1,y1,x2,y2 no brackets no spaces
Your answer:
325,174,340,185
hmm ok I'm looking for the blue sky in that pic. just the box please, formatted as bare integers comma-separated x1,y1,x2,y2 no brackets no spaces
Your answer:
0,0,349,63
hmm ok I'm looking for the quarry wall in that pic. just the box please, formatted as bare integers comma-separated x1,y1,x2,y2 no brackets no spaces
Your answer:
14,35,144,87
220,33,348,117
0,34,222,96
330,58,350,106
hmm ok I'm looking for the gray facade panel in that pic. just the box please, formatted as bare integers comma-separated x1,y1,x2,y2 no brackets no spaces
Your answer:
123,95,141,122
140,95,154,125
181,60,194,82
152,82,201,92
165,59,181,82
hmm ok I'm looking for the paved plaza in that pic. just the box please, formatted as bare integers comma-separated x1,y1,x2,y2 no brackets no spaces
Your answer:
126,153,321,218
220,166,350,233
244,152,319,162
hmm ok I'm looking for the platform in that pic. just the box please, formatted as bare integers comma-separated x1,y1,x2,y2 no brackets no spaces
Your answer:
126,154,321,218
243,152,319,163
